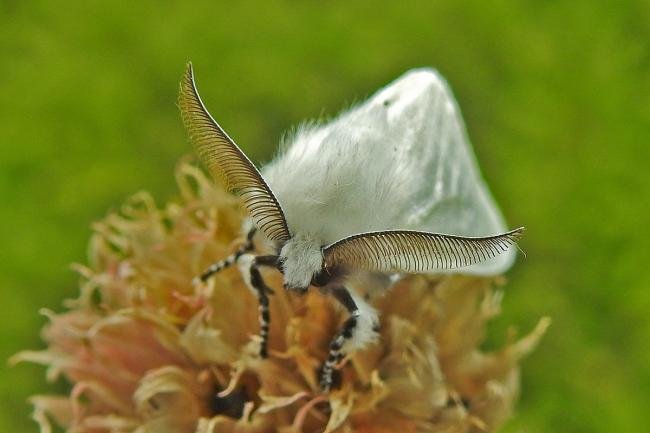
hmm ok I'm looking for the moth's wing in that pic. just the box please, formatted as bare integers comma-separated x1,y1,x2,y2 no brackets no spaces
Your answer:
324,228,524,273
179,63,290,243
263,68,518,275
376,69,520,275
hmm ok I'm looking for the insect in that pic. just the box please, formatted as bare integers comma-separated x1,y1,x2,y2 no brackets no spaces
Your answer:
178,63,524,392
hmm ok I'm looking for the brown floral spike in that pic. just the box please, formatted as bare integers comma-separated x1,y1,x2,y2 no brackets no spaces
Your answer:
13,163,549,433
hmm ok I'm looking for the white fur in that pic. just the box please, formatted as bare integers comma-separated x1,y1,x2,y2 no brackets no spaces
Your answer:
262,68,516,276
279,232,323,289
237,254,256,294
342,288,379,352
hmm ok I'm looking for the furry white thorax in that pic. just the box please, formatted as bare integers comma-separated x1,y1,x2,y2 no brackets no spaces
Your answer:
279,232,324,289
262,68,516,276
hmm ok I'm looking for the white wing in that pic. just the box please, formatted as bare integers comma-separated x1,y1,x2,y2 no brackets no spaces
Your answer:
262,68,518,275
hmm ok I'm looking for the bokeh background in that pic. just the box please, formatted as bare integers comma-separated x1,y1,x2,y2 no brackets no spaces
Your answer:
1,1,648,432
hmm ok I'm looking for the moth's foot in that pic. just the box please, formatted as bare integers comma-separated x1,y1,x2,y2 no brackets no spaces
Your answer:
318,361,342,393
258,326,270,359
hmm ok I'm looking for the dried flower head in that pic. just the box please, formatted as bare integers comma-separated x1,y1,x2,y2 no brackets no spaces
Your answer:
13,163,549,433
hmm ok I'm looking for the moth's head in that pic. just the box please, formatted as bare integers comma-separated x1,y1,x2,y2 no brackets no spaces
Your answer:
279,233,323,293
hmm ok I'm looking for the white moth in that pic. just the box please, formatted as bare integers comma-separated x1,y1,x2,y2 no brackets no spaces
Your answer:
179,63,523,391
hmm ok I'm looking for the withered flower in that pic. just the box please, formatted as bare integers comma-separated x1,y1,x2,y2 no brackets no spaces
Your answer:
13,163,549,433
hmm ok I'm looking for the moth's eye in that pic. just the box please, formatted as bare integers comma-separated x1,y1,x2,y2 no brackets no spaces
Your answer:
383,99,391,107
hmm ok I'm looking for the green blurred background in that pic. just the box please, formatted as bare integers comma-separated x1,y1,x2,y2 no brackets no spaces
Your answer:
1,1,648,432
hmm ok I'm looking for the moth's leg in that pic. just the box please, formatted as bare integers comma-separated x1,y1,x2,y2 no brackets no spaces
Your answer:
238,254,280,358
320,286,379,392
193,228,256,285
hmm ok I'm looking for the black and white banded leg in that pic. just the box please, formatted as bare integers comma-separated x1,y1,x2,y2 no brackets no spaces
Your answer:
193,229,256,286
238,254,279,358
319,286,361,392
